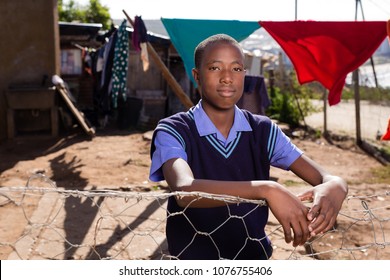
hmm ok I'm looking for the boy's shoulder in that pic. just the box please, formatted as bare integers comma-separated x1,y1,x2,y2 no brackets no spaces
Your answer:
156,110,194,129
163,110,193,121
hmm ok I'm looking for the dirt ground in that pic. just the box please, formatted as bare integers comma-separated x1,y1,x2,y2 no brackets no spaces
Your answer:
0,122,389,260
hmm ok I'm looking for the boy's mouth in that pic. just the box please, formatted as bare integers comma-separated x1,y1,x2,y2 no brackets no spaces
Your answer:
217,87,236,97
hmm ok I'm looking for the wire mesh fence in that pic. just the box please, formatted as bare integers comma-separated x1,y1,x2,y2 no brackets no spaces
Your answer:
0,174,389,260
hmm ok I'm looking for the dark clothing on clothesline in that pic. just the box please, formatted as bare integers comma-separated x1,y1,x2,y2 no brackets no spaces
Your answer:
237,75,270,115
132,16,148,51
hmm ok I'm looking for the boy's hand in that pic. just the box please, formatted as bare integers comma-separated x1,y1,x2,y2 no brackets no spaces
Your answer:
266,182,311,247
298,179,347,236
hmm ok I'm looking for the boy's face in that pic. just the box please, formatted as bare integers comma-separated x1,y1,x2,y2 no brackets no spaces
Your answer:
192,42,245,111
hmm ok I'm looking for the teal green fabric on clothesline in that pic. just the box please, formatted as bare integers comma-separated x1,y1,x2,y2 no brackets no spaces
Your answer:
161,18,261,85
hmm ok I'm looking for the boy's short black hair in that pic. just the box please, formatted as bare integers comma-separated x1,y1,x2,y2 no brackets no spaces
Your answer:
194,34,243,69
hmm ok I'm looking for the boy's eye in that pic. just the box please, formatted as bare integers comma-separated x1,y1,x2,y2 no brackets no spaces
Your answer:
208,66,245,72
233,67,245,72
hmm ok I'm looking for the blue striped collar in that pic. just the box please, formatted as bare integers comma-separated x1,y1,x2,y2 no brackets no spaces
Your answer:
190,100,252,145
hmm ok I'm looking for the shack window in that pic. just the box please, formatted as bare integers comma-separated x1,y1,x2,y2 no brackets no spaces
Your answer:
61,49,82,75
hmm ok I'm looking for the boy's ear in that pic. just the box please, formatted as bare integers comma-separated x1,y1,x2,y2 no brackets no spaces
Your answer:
192,68,200,85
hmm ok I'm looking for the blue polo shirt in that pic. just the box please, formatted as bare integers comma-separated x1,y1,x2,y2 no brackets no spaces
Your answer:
149,100,303,182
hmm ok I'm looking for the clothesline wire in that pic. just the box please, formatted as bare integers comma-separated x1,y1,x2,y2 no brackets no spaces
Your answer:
367,0,390,16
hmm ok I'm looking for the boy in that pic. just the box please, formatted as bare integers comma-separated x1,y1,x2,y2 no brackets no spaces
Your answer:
149,34,348,260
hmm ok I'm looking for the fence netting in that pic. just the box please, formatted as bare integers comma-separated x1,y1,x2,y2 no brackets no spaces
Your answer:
0,174,389,260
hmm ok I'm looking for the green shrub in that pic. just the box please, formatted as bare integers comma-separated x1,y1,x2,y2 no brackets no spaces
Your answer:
266,71,317,128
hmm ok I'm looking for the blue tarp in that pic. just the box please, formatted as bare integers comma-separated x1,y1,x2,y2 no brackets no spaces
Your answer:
161,18,261,85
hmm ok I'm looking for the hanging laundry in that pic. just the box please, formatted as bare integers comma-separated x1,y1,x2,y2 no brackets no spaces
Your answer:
132,16,149,71
111,19,129,108
97,31,118,113
387,19,390,42
139,43,149,72
237,75,271,115
260,21,387,106
96,47,105,73
381,117,390,141
82,48,93,76
161,18,260,85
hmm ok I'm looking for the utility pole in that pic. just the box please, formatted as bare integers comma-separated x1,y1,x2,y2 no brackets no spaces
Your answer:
295,0,298,20
353,0,380,145
354,0,363,144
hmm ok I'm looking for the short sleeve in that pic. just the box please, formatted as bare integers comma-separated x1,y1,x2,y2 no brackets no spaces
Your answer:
269,123,303,170
149,130,187,182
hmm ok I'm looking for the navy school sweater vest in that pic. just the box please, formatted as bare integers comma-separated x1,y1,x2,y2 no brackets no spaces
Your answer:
151,109,277,259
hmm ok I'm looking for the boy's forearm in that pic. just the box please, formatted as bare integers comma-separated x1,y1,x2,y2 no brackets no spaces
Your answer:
162,157,280,208
171,179,277,208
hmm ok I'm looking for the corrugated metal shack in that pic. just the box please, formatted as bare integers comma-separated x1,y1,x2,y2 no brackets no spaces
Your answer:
59,21,193,132
0,2,193,141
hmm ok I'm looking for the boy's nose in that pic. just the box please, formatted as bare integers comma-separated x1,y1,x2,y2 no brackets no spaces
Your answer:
220,70,233,84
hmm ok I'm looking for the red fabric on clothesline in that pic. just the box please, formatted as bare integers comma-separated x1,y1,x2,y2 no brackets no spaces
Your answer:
383,21,390,141
387,20,390,41
381,118,390,141
260,21,387,105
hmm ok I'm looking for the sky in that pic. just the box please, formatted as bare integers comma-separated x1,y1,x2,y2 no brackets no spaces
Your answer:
72,0,390,21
